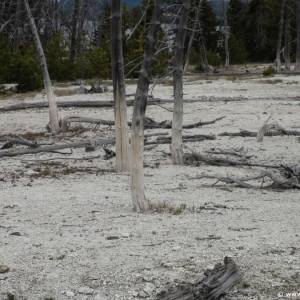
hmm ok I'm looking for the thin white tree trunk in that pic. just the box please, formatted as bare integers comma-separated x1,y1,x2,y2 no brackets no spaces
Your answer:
130,0,163,212
183,0,202,74
171,0,190,165
284,0,291,71
276,0,285,72
111,0,130,172
25,0,60,132
295,0,300,71
223,0,229,72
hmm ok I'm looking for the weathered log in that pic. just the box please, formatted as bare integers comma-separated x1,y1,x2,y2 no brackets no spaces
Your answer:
1,137,38,149
0,137,115,158
191,170,300,189
183,152,279,168
61,115,224,132
147,134,215,145
220,129,300,137
157,257,243,300
0,98,237,112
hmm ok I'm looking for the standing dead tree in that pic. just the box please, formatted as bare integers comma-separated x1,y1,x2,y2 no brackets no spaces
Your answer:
284,0,291,71
130,0,164,212
111,0,130,172
70,0,82,62
295,0,300,71
171,0,191,165
223,0,229,72
183,0,202,74
24,0,60,132
276,0,286,72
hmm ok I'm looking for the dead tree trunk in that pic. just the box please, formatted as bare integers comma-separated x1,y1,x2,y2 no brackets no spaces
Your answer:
71,0,82,62
183,0,202,74
295,0,300,71
24,0,60,132
223,0,229,72
276,0,285,72
171,0,191,165
130,0,163,212
284,0,291,71
111,0,130,172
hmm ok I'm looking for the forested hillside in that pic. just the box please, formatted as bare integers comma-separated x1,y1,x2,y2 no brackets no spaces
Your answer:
0,0,299,91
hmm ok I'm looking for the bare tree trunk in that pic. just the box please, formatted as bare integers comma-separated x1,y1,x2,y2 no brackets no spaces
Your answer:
295,0,300,71
130,0,163,212
183,0,202,74
223,0,229,71
71,0,82,62
13,0,21,52
171,0,191,165
284,0,291,71
24,0,60,132
276,0,285,72
111,0,130,172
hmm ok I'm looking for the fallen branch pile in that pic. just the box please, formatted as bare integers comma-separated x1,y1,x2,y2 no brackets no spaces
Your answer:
0,137,115,158
157,257,243,300
61,115,224,132
191,168,300,189
219,128,300,138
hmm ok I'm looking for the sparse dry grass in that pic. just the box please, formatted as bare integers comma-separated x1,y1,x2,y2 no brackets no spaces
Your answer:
54,88,78,97
255,79,283,84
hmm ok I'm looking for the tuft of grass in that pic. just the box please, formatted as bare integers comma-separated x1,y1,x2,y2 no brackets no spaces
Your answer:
263,66,276,77
256,79,282,84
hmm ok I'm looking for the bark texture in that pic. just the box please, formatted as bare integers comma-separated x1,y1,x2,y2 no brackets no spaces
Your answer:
130,0,163,212
111,0,130,172
171,0,191,164
24,0,59,132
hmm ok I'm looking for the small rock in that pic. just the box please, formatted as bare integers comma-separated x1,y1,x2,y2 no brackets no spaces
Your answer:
94,293,108,300
0,265,9,273
9,232,22,236
106,236,120,240
65,291,75,297
121,233,130,238
143,283,155,294
78,286,94,295
132,291,139,297
138,291,149,298
172,246,181,251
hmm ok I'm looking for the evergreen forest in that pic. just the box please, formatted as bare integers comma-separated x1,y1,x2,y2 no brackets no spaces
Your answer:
0,0,298,91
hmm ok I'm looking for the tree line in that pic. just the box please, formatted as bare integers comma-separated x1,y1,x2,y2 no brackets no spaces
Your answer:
0,0,298,92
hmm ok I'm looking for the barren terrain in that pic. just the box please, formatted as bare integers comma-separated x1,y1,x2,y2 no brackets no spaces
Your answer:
1,66,300,300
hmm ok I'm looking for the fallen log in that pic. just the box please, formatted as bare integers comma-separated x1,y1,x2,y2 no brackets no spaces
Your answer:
190,169,300,189
1,137,38,149
219,129,300,137
0,99,174,112
157,257,243,300
148,134,216,145
61,115,224,132
0,137,115,158
183,152,279,168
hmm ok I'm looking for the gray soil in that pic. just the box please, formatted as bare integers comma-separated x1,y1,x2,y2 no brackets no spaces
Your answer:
1,69,300,300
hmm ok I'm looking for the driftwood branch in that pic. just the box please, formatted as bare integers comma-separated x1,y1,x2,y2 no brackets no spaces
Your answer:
220,128,300,138
1,137,38,149
183,152,279,168
257,115,287,142
0,98,238,112
61,115,223,132
191,169,300,189
157,257,243,300
0,138,115,158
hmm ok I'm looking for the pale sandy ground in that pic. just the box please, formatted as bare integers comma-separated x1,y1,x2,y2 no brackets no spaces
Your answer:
1,68,300,300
